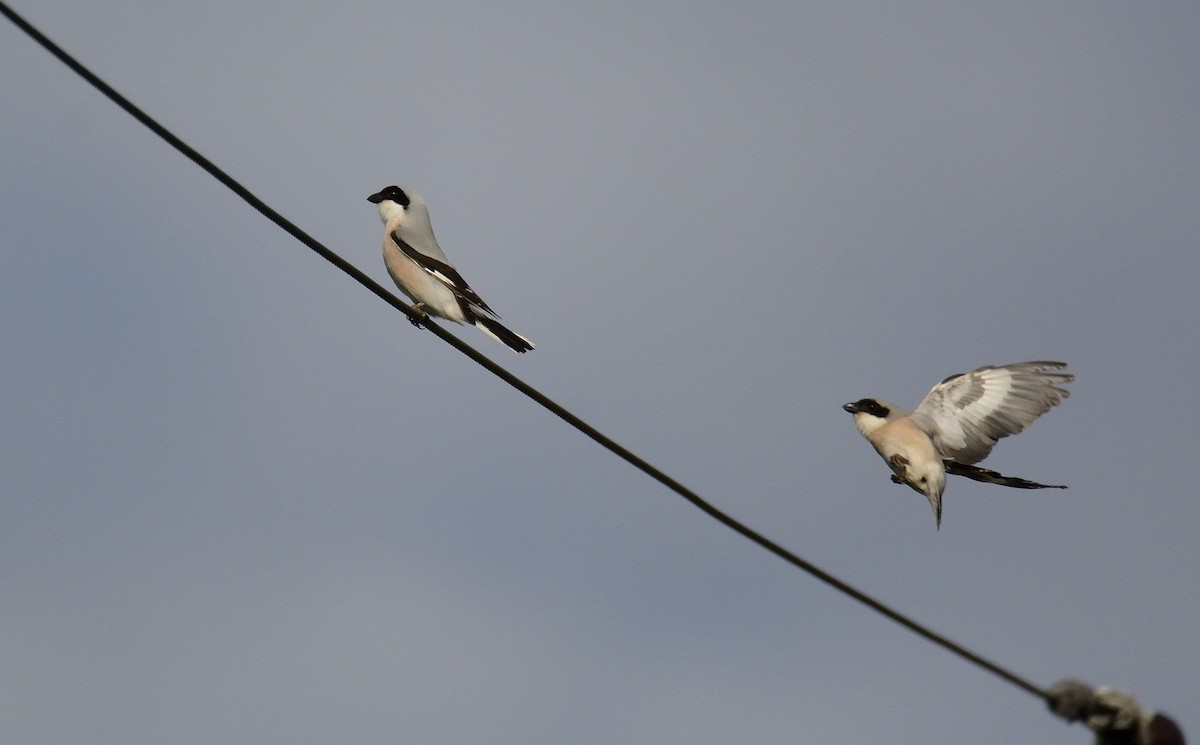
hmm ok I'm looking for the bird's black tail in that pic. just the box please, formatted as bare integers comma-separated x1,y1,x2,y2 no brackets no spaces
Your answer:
945,461,1066,490
473,315,535,354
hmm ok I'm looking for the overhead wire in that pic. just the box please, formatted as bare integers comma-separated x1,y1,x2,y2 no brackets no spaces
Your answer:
2,0,1053,706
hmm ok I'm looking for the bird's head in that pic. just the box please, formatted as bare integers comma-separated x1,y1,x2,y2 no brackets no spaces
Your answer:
842,398,899,437
368,184,410,206
368,185,424,224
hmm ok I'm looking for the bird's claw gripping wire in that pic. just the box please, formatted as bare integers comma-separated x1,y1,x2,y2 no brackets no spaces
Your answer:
408,302,428,328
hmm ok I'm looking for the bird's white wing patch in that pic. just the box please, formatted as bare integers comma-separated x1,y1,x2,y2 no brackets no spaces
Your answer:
911,361,1072,463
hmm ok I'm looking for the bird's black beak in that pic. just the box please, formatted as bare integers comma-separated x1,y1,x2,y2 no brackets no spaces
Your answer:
842,402,859,413
367,191,385,204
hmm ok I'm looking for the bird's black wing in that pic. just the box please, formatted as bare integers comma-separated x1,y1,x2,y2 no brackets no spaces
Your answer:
390,229,498,316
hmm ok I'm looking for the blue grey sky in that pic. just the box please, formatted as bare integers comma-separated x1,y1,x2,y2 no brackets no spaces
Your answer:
3,2,1197,743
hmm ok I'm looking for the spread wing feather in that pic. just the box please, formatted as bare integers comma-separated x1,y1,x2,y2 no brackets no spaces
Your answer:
911,361,1072,463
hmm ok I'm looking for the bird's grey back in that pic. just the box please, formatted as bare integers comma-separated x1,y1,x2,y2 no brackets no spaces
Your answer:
392,188,452,265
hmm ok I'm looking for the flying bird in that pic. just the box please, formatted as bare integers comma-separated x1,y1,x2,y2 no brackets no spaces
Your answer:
368,185,534,353
843,361,1073,528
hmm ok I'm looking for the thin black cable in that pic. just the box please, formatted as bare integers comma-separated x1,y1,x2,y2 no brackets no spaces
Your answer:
3,1,1051,704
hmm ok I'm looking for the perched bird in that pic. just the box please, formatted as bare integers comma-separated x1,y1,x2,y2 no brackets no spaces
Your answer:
368,185,534,353
843,361,1073,528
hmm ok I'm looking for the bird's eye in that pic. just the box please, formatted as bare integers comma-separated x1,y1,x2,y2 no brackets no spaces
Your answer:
391,187,410,207
856,399,888,418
